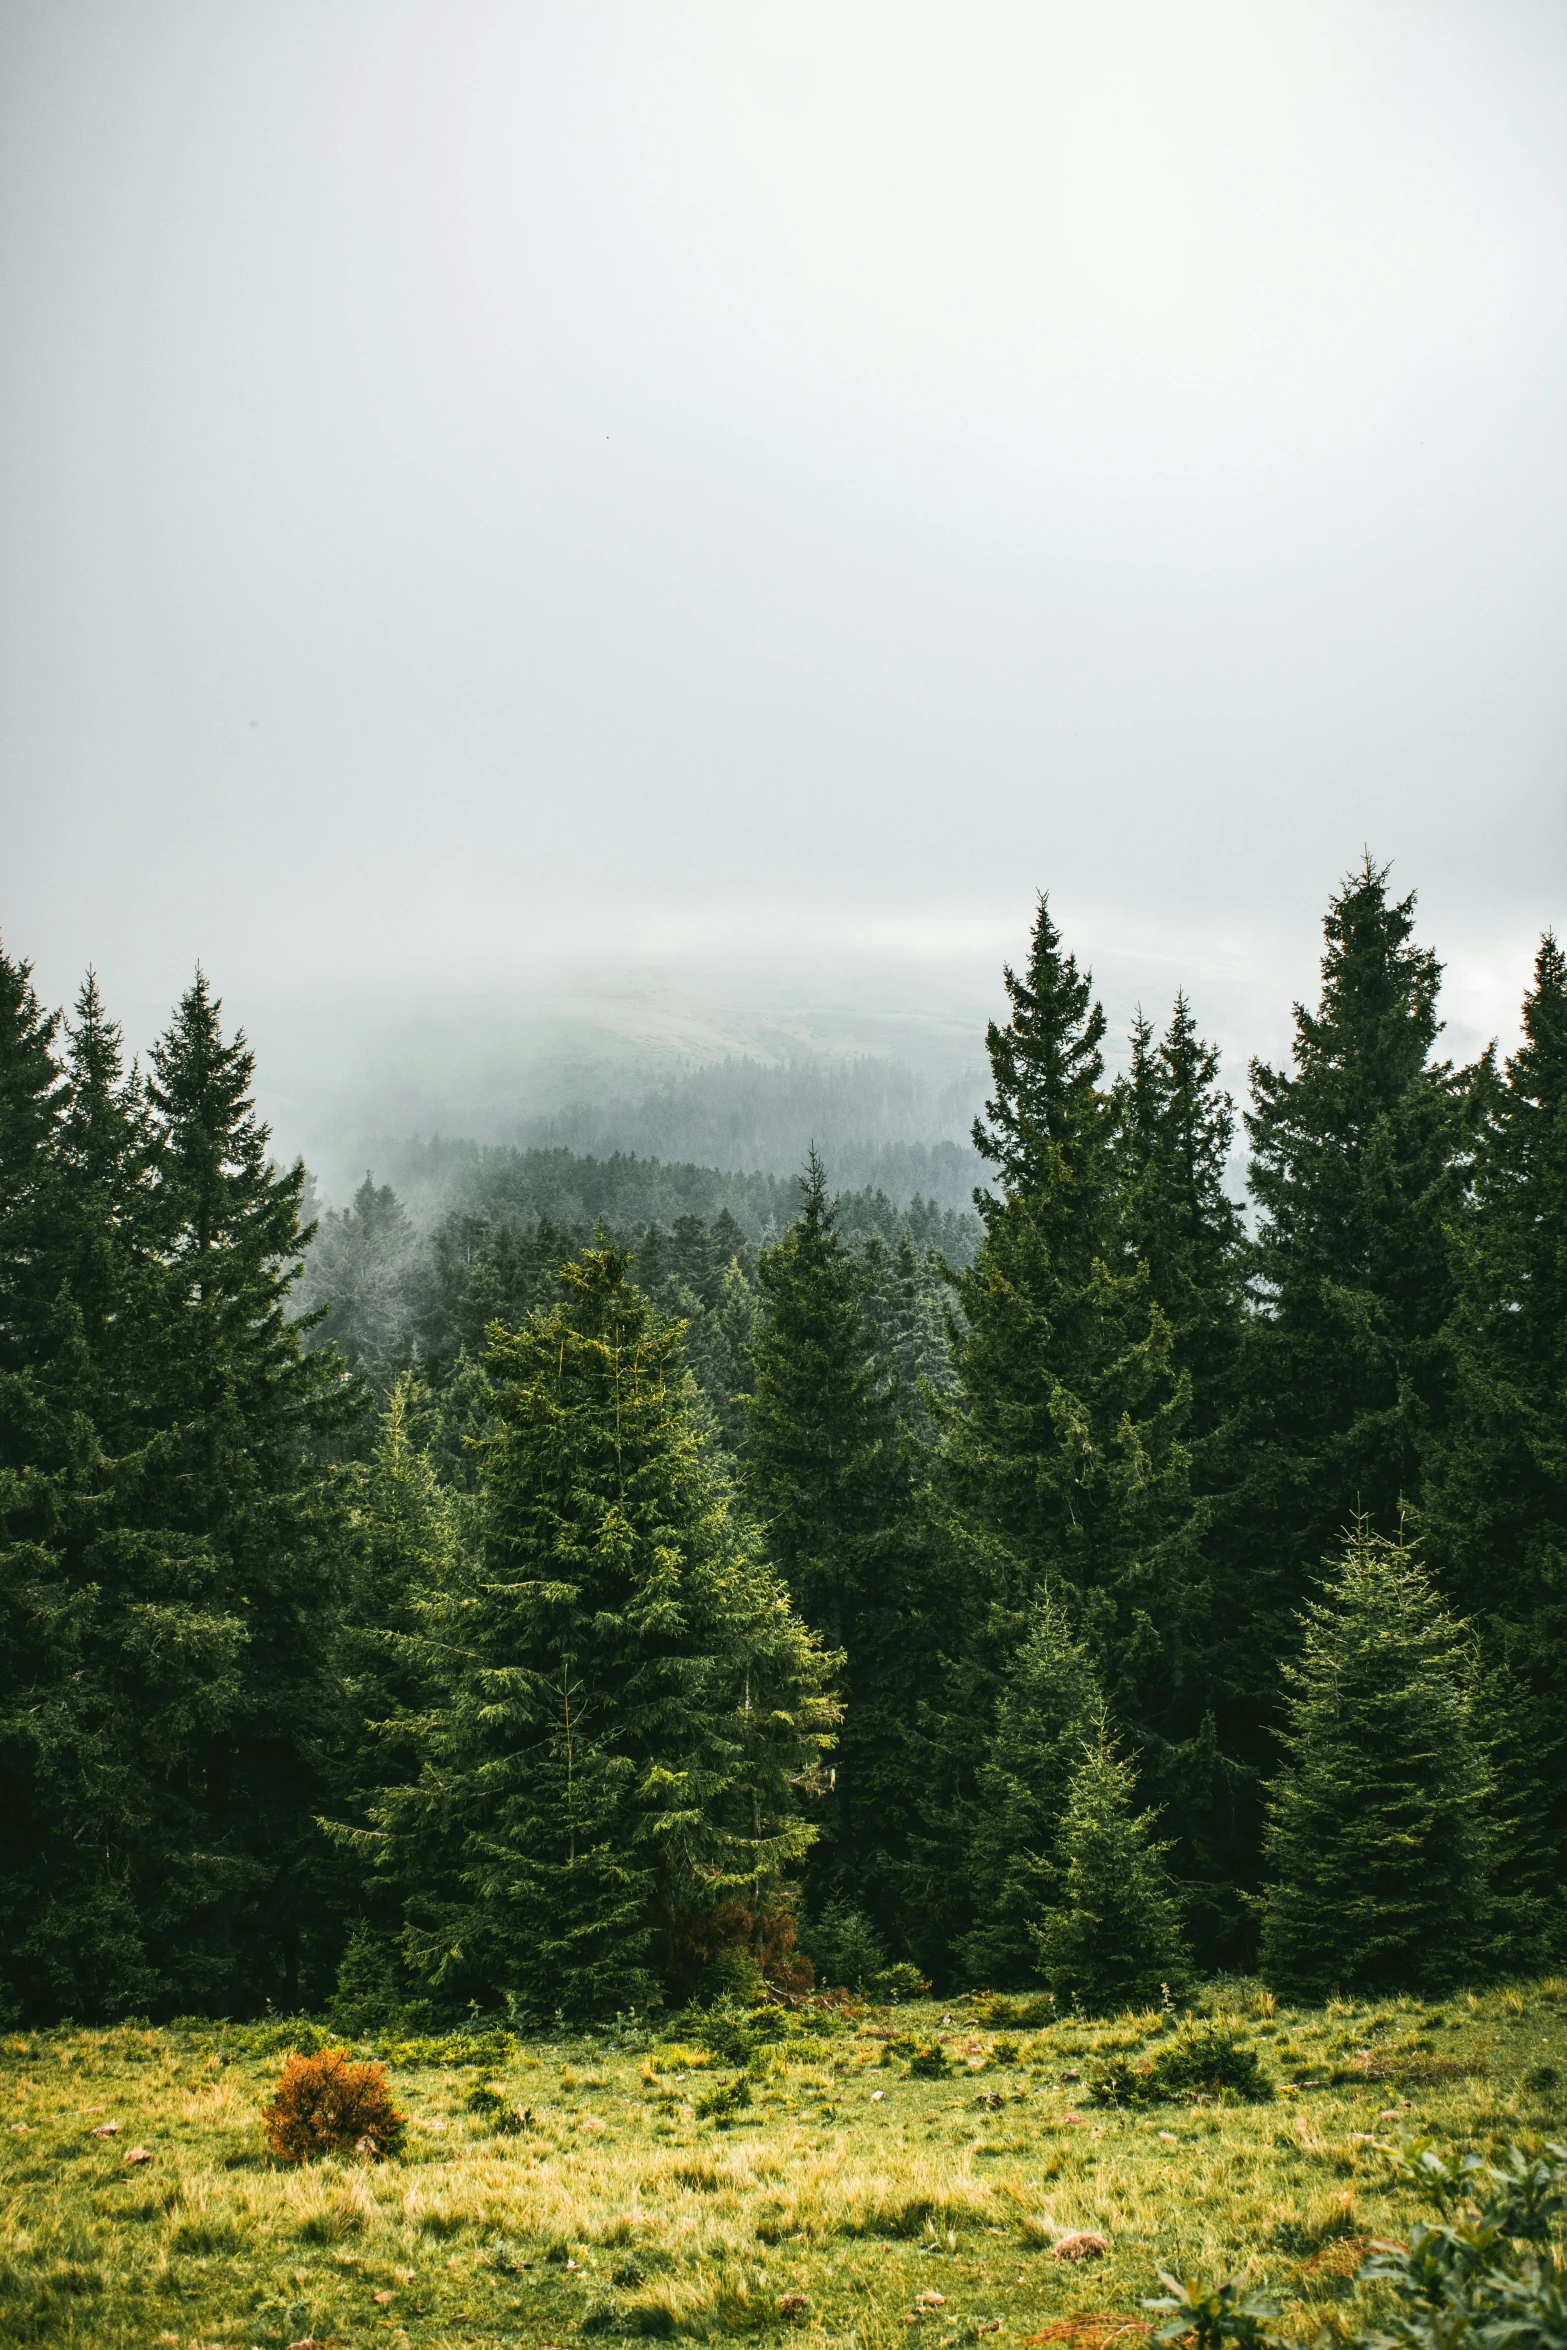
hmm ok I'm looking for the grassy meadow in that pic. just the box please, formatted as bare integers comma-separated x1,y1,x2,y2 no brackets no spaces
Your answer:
3,1984,1564,2350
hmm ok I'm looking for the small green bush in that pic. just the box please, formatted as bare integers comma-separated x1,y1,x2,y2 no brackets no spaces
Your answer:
972,1993,1056,2028
695,2076,752,2126
371,2027,515,2069
684,1999,842,2068
1089,2021,1272,2106
1154,2021,1273,2102
686,2001,769,2067
464,2080,527,2134
225,2017,333,2060
870,1963,931,2003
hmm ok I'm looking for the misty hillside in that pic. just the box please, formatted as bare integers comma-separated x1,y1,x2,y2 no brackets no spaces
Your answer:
341,1054,988,1220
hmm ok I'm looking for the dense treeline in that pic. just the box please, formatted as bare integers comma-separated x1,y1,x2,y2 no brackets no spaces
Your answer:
327,1133,983,1258
294,1154,972,1411
454,1052,985,1210
1,856,1563,2025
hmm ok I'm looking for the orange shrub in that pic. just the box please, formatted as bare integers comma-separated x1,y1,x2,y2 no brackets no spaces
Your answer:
261,2048,407,2164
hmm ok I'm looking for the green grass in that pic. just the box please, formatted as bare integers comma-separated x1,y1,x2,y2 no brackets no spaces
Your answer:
2,1982,1564,2350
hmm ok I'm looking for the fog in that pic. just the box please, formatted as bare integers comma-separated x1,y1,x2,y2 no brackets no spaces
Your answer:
3,1,1565,1185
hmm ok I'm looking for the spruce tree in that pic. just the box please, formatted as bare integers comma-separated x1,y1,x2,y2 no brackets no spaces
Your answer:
364,1245,835,2022
1239,858,1472,1651
0,946,76,2016
1421,934,1567,1963
947,901,1197,1707
1032,1722,1190,2013
1258,1524,1487,1999
137,972,356,2008
1111,994,1252,1948
0,968,258,2018
746,1151,903,1644
958,1602,1101,1987
301,1174,417,1387
326,1374,460,2025
923,903,1200,1978
745,1153,926,1928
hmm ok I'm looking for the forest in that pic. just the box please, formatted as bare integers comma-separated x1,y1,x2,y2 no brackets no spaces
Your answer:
1,854,1563,2029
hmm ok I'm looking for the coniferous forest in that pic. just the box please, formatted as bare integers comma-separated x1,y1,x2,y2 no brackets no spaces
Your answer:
3,856,1564,2028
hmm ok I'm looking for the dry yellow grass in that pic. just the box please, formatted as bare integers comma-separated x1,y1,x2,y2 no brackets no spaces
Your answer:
0,1986,1562,2349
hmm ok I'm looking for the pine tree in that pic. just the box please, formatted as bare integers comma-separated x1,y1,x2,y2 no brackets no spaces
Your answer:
1421,934,1567,1962
1240,858,1473,1647
744,1154,927,1928
0,946,78,2017
53,975,156,1381
1033,1722,1190,2013
746,1151,903,1644
1111,995,1252,1951
958,1602,1101,1987
300,1174,417,1387
364,1245,835,2022
923,902,1199,1980
326,1375,461,2025
135,972,357,2009
948,895,1118,1569
1258,1524,1487,1999
0,969,259,2018
947,902,1196,1701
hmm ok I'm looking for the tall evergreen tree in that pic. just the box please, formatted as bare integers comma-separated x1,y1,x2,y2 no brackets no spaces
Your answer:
0,947,79,2016
1111,994,1252,1949
921,903,1200,1978
1421,933,1567,1962
946,902,1196,1705
746,1151,903,1645
321,1378,462,2033
132,972,356,2008
745,1154,926,1928
1258,1524,1487,1999
1239,857,1473,1647
361,1246,835,2021
0,970,260,2018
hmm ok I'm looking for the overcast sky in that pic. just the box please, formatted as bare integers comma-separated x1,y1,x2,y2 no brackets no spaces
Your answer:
3,1,1565,1156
